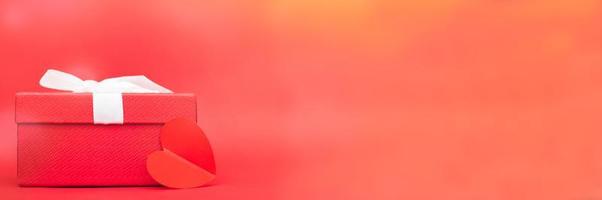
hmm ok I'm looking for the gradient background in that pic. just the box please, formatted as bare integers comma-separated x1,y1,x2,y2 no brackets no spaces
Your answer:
0,1,600,199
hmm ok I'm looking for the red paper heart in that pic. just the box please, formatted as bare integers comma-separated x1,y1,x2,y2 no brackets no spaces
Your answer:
146,118,216,188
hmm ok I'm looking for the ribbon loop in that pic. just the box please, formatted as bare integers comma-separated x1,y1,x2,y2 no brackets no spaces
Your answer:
40,69,172,93
39,69,172,124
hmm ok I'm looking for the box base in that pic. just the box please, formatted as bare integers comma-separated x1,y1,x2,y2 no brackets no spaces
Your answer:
18,124,161,186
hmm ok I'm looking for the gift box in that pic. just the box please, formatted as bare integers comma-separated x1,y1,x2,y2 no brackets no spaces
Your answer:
15,69,197,186
15,93,196,186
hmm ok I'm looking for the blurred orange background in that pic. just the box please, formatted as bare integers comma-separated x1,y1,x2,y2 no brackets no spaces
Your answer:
0,1,600,199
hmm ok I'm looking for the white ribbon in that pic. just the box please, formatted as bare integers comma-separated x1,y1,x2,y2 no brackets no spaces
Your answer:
39,69,172,124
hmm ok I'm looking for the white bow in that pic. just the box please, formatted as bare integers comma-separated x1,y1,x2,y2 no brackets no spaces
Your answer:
39,69,173,124
40,69,172,93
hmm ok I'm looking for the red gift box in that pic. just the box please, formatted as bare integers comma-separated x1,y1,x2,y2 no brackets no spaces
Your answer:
15,92,196,186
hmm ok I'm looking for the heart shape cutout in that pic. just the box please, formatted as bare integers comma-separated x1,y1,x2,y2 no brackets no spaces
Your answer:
146,118,216,188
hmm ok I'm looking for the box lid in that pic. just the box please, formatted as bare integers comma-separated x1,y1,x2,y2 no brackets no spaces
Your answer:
16,93,196,124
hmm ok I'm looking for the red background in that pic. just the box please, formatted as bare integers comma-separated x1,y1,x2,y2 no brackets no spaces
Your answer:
0,1,600,199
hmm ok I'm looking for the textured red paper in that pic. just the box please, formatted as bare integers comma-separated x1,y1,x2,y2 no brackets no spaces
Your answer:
16,93,196,124
15,93,196,186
